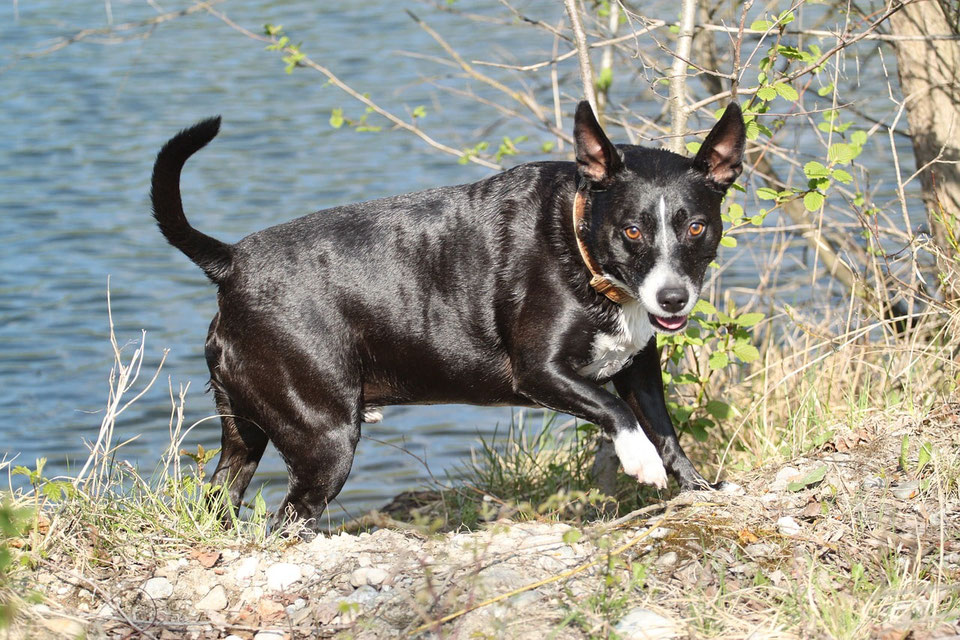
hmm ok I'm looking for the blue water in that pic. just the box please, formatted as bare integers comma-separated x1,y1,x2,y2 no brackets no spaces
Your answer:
0,1,922,522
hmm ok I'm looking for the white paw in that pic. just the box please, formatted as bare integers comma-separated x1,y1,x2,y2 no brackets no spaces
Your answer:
613,428,668,489
362,407,383,423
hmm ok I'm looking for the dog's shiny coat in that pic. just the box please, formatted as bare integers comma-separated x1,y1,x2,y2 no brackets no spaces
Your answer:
150,102,745,531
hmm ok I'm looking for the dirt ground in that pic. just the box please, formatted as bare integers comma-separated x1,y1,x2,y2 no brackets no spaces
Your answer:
11,405,960,639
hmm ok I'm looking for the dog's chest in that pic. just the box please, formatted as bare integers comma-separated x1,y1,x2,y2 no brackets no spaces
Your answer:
577,302,654,380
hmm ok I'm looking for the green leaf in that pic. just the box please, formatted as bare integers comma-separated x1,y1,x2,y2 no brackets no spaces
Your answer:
563,529,582,544
708,350,730,370
804,161,829,179
706,400,735,419
329,108,344,129
744,119,760,140
831,169,853,184
804,191,825,212
750,19,773,30
828,143,855,165
727,202,744,222
411,105,427,119
774,83,799,102
732,340,760,362
750,214,765,226
756,187,779,201
899,434,910,472
693,298,718,315
917,441,933,474
756,86,777,102
851,130,867,146
787,465,828,491
817,83,834,97
685,141,702,154
736,312,765,327
719,235,737,248
596,67,614,92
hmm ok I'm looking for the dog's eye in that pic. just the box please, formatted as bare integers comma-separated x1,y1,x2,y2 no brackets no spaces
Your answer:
689,222,706,237
623,226,642,240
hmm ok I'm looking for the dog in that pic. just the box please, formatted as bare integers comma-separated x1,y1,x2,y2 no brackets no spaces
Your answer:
150,100,745,532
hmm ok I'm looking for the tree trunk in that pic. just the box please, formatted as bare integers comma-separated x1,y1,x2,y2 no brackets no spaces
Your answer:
889,0,960,298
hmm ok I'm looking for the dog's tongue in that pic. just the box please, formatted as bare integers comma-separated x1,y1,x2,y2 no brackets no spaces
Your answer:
653,314,687,331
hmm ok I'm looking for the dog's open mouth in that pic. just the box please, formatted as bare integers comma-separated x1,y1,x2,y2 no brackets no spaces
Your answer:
649,313,688,333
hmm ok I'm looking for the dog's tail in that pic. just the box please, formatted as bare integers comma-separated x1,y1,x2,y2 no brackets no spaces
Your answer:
151,117,232,283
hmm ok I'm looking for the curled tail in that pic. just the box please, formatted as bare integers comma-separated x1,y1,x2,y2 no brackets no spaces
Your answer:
150,117,232,283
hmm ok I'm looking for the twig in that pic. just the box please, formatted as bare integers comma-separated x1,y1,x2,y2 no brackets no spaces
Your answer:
668,0,698,152
204,6,503,171
564,0,599,118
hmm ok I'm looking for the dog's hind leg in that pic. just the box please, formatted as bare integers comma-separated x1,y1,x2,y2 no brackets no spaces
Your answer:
207,385,269,520
267,394,361,536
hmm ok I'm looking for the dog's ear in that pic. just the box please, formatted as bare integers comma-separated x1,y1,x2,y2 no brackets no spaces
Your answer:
574,101,623,187
693,102,746,191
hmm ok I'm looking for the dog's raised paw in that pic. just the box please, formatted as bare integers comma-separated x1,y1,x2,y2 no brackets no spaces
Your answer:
613,428,668,489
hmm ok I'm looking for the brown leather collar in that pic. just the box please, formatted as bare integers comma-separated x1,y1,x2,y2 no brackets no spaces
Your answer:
572,190,632,304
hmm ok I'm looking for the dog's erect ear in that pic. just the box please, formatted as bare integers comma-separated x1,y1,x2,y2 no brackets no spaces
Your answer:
574,101,623,187
693,102,746,191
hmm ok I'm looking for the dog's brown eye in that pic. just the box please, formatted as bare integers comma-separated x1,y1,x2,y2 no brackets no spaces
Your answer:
623,226,642,240
689,222,705,237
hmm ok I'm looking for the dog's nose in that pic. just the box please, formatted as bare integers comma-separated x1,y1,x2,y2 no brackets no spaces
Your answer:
656,287,688,314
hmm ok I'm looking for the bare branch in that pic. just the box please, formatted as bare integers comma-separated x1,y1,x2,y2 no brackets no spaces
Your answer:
668,0,698,152
565,0,599,118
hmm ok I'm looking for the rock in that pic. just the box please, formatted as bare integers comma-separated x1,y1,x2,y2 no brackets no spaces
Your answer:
350,567,389,588
777,516,801,536
892,481,919,500
196,585,228,612
771,467,801,492
649,527,673,539
615,607,681,639
744,543,776,559
142,577,173,600
266,562,302,592
41,617,86,637
234,556,260,582
862,475,886,490
655,551,678,568
717,480,745,494
253,631,286,640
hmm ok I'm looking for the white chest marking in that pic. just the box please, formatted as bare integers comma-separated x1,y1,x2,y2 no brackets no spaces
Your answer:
578,300,654,380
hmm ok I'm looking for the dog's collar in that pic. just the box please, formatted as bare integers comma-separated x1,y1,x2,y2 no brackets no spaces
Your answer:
572,190,632,305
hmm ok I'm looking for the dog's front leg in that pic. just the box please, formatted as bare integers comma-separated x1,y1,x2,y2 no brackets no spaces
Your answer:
517,363,667,488
612,338,715,491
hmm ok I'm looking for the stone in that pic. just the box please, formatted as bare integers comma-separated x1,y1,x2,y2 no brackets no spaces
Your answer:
142,577,174,600
615,607,681,639
892,481,919,500
771,467,801,491
266,562,302,592
196,585,228,612
350,567,389,588
253,631,286,640
777,516,801,536
744,543,776,559
655,551,678,568
234,556,260,582
861,475,886,490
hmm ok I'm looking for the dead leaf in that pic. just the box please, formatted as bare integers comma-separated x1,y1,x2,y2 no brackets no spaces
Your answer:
190,549,221,569
738,528,759,544
257,598,285,621
801,499,822,519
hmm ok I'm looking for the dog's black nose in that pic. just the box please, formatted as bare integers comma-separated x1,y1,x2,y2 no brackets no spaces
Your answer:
656,287,688,314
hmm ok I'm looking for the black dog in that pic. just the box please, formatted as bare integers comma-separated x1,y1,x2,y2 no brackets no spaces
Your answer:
151,101,745,532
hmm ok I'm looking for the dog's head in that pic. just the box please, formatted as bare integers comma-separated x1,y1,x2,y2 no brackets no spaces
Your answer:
573,101,745,333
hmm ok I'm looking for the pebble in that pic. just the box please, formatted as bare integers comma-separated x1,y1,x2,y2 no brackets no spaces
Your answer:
777,516,801,536
142,577,173,600
649,527,673,539
615,607,681,639
655,551,678,568
771,467,801,491
892,481,919,500
350,567,388,588
195,585,228,612
861,475,886,490
253,631,285,640
234,556,259,582
266,563,302,592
